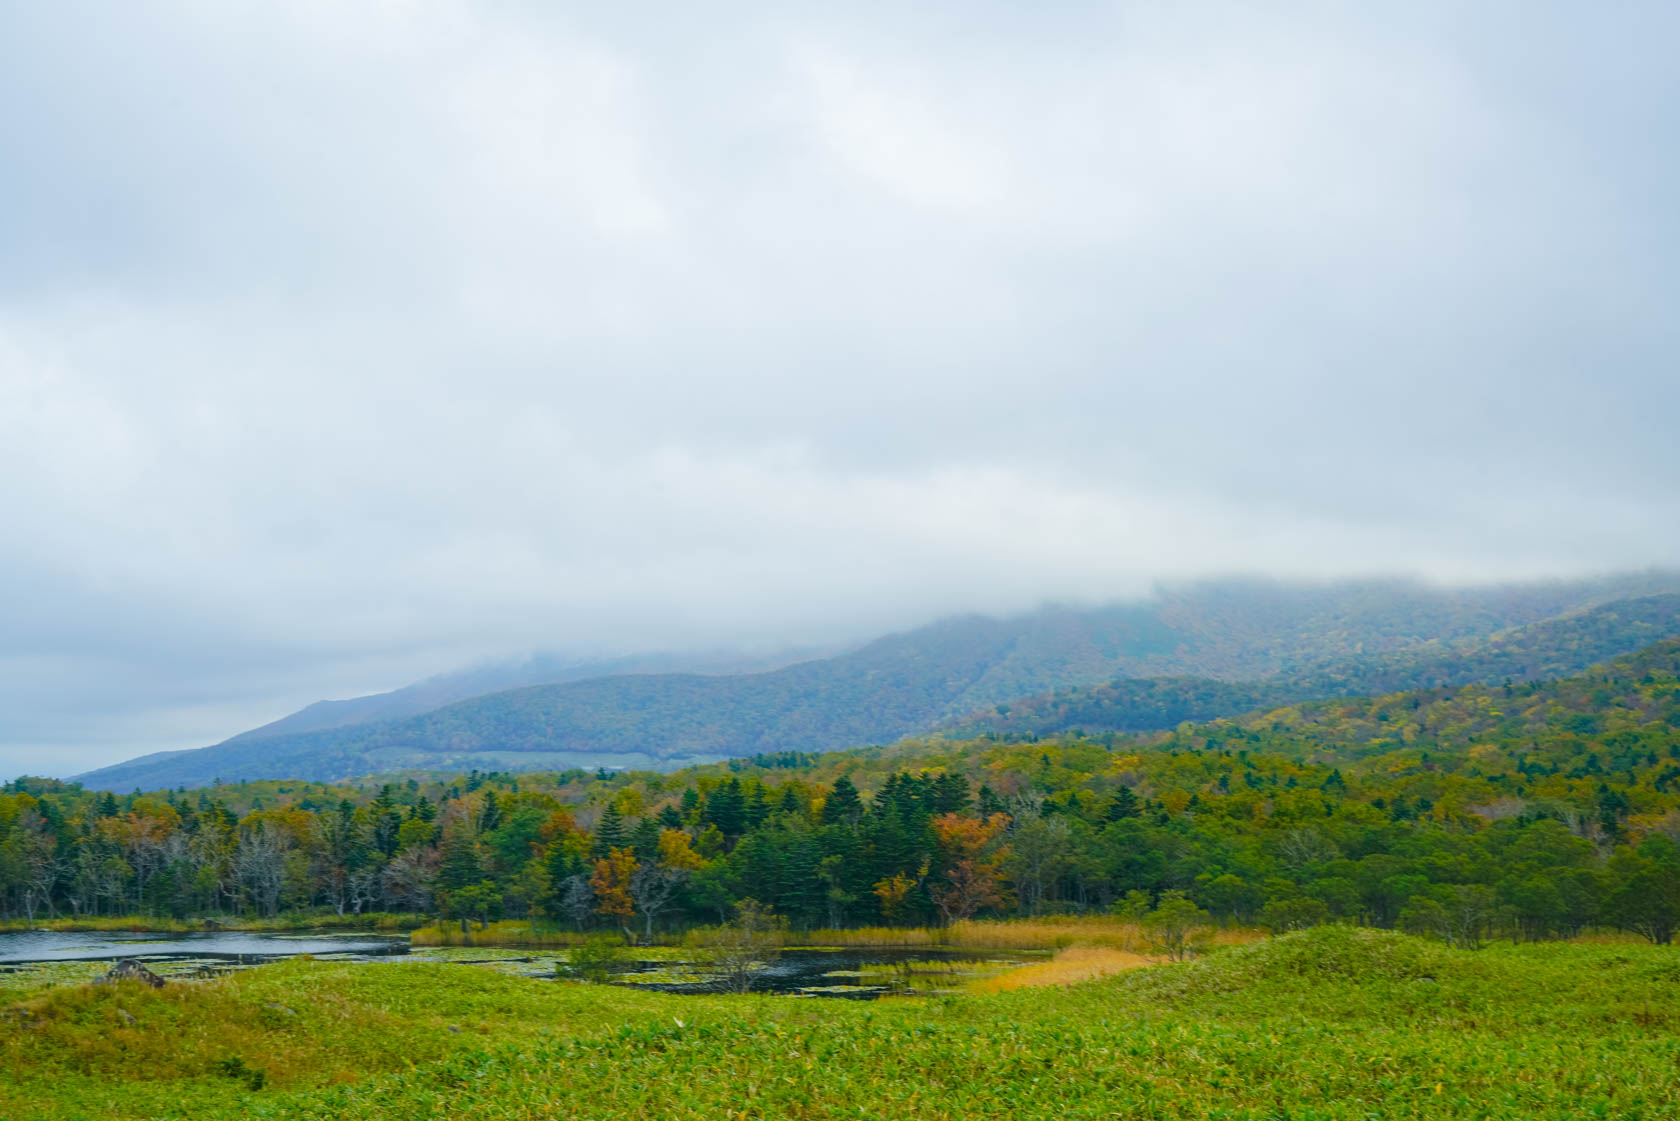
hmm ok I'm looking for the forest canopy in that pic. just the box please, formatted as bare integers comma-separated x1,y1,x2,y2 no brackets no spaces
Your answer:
5,638,1680,945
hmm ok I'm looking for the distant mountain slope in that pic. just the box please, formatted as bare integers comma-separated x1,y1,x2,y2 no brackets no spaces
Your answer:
223,647,828,745
939,593,1680,739
74,574,1680,790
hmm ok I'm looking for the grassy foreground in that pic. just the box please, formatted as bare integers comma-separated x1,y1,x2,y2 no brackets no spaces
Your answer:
2,927,1677,1120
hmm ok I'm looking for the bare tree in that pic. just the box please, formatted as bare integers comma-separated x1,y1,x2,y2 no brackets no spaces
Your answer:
629,862,687,942
14,810,63,923
347,866,382,915
1004,817,1072,914
558,874,596,930
380,848,436,912
234,824,286,917
695,899,784,993
189,818,235,913
1444,885,1498,949
1278,827,1338,874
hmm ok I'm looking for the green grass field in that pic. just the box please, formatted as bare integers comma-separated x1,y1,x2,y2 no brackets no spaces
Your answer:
3,927,1676,1120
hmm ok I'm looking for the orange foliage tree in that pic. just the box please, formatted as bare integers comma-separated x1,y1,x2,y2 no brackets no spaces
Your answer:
590,846,638,942
931,811,1009,923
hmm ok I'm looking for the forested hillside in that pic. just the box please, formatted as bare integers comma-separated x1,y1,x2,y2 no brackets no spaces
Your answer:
72,577,1680,791
222,647,823,745
941,592,1680,739
11,638,1680,943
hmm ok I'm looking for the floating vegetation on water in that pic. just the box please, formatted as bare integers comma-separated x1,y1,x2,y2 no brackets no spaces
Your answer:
0,959,110,995
616,965,714,986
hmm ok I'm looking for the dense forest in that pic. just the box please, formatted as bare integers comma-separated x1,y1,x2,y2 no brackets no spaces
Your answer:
75,578,1680,791
7,638,1680,944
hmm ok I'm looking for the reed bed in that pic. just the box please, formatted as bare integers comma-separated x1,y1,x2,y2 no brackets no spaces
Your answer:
968,945,1153,992
409,920,592,948
805,916,1265,952
406,915,1271,951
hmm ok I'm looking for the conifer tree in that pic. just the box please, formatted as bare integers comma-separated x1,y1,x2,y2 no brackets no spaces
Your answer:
630,817,661,863
594,802,629,857
1106,785,1140,821
822,776,863,825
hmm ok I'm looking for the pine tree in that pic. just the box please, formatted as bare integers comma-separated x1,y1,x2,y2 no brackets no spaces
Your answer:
631,817,661,863
594,802,629,857
822,776,863,826
1106,785,1140,822
438,824,484,892
743,782,771,831
933,772,971,815
546,837,587,890
704,778,746,836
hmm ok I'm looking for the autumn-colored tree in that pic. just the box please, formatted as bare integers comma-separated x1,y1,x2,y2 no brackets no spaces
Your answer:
627,830,705,941
930,812,1009,923
657,828,705,871
872,870,920,924
591,846,638,942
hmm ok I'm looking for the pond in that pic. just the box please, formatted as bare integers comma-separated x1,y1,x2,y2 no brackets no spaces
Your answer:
615,948,1026,997
0,930,1028,999
0,929,410,965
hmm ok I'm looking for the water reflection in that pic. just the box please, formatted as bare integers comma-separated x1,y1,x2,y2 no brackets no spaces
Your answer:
0,931,1025,1000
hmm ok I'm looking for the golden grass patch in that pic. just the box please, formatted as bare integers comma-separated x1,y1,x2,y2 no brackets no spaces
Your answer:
970,945,1153,992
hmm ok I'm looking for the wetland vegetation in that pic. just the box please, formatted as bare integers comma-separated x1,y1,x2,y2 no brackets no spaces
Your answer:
4,641,1679,1116
2,926,1676,1120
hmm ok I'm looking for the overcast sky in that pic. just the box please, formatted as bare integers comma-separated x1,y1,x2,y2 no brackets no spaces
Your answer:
3,1,1678,777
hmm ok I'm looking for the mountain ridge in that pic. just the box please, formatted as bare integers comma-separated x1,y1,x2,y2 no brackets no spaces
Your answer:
73,574,1680,790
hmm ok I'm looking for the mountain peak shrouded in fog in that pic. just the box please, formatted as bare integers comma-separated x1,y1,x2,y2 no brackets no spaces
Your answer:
4,3,1680,776
71,577,1680,790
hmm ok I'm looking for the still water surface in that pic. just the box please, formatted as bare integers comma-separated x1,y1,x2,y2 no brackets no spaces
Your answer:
0,929,408,963
0,931,1025,998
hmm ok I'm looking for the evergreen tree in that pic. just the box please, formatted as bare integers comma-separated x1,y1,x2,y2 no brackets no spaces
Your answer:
704,778,747,836
1106,786,1140,822
933,772,971,815
743,782,772,831
546,838,587,891
631,817,662,863
438,825,484,892
594,803,629,857
822,776,864,825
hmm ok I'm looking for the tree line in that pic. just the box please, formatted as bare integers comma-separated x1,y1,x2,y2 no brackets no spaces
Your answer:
3,641,1679,944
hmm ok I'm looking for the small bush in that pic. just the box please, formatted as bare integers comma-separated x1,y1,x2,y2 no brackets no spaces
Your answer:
565,938,628,983
212,1055,267,1091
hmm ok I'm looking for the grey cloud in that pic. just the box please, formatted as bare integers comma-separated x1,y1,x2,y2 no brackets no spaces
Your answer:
2,1,1678,775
